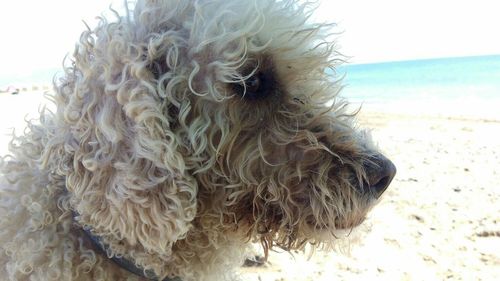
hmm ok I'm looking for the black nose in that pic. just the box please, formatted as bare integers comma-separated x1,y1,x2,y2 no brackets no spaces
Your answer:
364,154,396,198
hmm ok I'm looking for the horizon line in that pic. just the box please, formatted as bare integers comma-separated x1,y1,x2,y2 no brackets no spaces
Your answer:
344,53,500,66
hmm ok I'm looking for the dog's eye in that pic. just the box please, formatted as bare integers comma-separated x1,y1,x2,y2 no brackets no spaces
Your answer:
246,75,261,93
232,72,273,100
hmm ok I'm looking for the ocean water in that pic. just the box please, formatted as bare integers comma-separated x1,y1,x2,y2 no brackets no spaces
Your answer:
337,55,500,110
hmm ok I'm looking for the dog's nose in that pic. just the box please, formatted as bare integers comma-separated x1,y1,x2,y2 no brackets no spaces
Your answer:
364,154,396,198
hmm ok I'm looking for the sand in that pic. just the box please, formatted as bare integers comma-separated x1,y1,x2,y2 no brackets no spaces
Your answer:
1,91,499,280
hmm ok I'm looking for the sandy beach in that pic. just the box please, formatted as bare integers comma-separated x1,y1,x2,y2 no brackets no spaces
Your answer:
0,91,499,280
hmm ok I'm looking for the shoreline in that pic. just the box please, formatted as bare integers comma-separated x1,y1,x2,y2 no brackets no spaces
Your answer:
352,98,500,122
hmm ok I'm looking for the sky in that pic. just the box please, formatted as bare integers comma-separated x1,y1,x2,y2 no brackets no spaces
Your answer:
316,0,500,64
0,0,122,76
0,0,499,77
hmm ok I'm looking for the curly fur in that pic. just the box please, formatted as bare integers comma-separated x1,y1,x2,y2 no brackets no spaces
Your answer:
0,0,393,280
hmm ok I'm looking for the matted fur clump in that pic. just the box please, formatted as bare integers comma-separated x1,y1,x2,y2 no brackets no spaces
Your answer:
0,0,396,280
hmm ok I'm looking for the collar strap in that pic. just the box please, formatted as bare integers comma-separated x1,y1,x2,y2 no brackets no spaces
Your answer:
74,213,180,281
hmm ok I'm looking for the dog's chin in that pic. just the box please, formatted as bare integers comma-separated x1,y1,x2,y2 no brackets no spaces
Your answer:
306,206,373,237
300,219,366,243
306,217,363,232
333,216,366,231
308,197,378,230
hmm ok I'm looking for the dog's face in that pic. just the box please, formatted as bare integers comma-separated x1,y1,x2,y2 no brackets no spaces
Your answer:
60,0,395,263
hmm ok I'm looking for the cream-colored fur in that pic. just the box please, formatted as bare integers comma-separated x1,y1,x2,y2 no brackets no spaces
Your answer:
0,0,392,280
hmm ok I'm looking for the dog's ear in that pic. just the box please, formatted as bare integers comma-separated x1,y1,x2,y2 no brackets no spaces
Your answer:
54,28,198,258
114,85,199,253
60,78,198,256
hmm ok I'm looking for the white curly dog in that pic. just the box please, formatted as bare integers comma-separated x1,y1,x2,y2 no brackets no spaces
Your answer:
0,0,396,280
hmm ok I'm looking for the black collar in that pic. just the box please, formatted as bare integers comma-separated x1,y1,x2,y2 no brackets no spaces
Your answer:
74,213,180,281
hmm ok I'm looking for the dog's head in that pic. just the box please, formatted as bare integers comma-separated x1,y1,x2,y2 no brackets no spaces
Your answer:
56,0,395,269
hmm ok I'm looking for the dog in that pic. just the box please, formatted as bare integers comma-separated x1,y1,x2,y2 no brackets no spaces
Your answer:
0,0,396,280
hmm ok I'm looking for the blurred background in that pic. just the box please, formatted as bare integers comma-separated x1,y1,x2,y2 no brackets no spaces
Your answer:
0,0,499,280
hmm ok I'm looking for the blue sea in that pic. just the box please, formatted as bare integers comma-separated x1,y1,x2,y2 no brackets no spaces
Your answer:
336,55,500,106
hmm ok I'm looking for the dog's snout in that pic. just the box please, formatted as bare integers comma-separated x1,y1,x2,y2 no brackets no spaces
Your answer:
364,154,396,198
